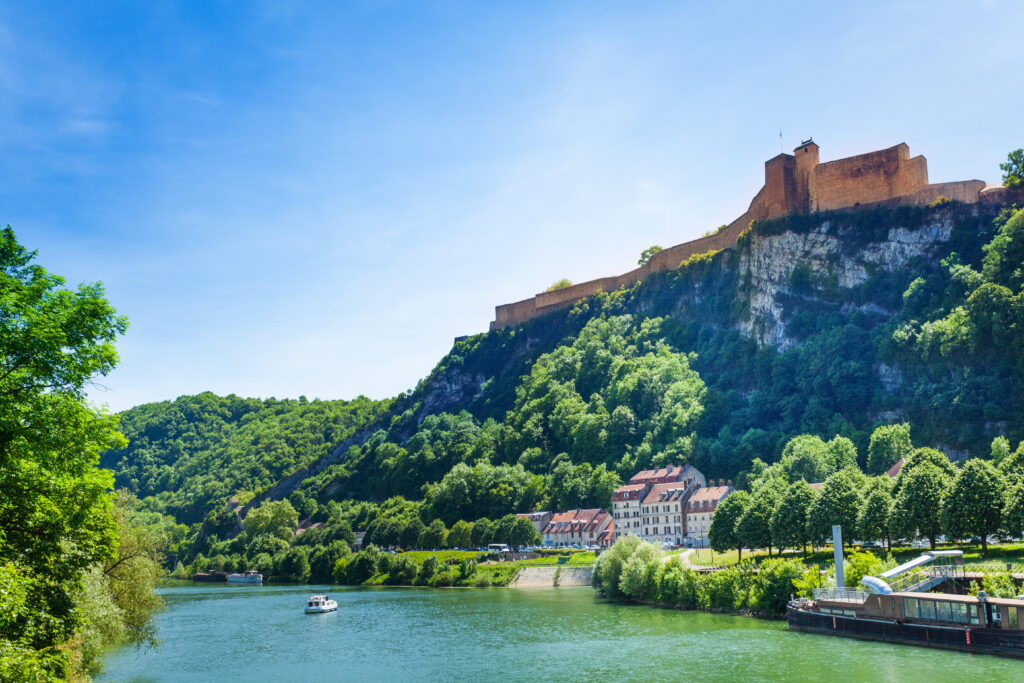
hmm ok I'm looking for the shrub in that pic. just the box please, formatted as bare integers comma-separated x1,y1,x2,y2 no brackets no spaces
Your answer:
473,574,492,588
546,279,573,292
385,556,417,585
415,555,439,585
752,559,806,615
429,571,454,588
331,558,349,584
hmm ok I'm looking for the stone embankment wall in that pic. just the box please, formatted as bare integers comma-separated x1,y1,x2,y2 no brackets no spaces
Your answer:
509,566,594,588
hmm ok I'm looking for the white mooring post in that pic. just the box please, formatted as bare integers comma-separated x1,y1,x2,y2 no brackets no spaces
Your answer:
832,525,844,588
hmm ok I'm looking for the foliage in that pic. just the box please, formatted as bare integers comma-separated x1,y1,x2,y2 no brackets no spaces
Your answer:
843,551,884,589
708,491,749,557
867,424,912,475
771,480,815,552
736,486,778,554
546,279,573,292
1000,148,1024,188
967,571,1019,599
243,500,299,542
941,459,1005,552
102,392,388,523
858,484,893,547
638,245,663,266
806,470,862,545
892,464,950,549
0,226,147,679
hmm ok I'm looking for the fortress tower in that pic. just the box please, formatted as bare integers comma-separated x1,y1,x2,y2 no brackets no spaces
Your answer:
794,139,819,213
488,140,995,331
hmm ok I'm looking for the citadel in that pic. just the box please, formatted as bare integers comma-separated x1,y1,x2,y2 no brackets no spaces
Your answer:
490,140,1010,331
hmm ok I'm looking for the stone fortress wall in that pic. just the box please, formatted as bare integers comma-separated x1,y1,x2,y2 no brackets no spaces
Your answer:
490,141,1007,331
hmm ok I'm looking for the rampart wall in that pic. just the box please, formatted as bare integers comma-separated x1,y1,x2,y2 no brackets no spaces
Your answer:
812,144,928,211
489,141,997,331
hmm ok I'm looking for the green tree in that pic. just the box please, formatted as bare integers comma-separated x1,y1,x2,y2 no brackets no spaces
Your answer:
771,480,816,554
941,459,1005,553
344,545,380,584
708,491,750,560
806,470,862,546
780,435,831,483
446,520,473,548
844,551,884,589
243,500,299,543
0,227,129,679
858,485,894,550
866,424,912,475
277,547,311,583
638,245,663,266
892,463,950,549
545,279,573,292
991,436,1012,465
1003,481,1024,539
400,518,426,549
471,517,492,547
510,518,541,548
736,487,779,556
491,514,518,546
1000,148,1024,188
419,519,448,549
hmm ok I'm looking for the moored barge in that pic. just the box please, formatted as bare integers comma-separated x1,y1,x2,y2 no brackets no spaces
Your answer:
788,589,1024,658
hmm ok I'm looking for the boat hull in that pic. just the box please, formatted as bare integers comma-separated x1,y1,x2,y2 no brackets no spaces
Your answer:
304,605,337,614
787,607,1024,659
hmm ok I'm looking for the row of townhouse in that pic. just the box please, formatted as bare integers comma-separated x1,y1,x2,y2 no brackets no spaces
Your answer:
611,464,733,547
540,508,615,548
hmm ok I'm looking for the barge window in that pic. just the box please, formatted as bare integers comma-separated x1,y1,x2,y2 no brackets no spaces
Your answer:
904,598,976,625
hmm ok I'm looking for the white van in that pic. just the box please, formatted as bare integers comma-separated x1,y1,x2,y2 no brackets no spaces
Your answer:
487,543,510,554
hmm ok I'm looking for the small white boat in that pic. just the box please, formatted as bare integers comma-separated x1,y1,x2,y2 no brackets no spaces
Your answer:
227,571,263,585
304,594,337,614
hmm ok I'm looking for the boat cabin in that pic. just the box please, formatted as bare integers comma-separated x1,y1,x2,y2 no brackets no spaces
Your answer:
308,594,330,608
812,589,1024,630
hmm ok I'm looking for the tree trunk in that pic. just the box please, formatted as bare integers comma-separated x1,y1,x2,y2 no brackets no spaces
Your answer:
929,535,936,550
982,535,988,554
802,542,807,557
737,546,742,562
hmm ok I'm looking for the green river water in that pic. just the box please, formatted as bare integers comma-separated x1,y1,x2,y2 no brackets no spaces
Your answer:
100,584,1020,682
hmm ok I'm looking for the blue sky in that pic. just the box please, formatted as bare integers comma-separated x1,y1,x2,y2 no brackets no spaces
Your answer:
2,1,1021,412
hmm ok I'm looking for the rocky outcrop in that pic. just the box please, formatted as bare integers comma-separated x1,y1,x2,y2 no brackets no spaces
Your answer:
737,214,956,349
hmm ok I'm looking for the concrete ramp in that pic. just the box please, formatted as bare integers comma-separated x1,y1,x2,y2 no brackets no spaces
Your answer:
508,566,593,588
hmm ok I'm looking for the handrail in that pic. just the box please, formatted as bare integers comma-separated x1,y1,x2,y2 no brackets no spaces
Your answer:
813,587,869,603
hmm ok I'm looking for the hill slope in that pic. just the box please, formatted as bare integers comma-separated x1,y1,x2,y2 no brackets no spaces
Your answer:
107,199,1024,530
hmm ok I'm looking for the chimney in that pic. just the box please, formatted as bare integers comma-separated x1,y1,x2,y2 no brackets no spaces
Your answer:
727,480,733,488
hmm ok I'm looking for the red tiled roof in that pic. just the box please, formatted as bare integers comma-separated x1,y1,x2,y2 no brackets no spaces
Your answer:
687,486,731,506
808,482,823,490
629,464,684,483
642,482,693,505
886,458,905,478
541,508,611,535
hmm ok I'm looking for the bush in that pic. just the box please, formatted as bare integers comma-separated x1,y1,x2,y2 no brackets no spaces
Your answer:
415,555,439,585
430,571,454,588
843,551,884,589
385,556,417,585
331,558,348,584
752,559,806,615
473,573,492,588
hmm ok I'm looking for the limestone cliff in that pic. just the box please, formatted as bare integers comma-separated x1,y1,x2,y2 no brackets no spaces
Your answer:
738,213,957,349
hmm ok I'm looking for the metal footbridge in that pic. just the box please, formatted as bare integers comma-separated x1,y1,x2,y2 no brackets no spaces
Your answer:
860,550,965,594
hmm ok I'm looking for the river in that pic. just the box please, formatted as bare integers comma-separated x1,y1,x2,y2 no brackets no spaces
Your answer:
100,584,1019,682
